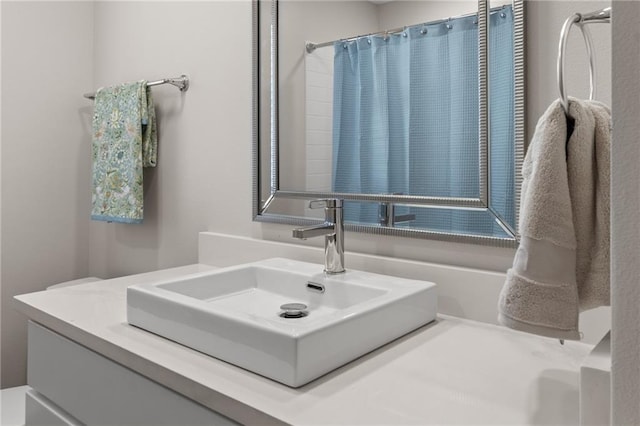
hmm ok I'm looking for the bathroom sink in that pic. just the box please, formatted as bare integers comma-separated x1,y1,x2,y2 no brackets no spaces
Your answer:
127,258,437,387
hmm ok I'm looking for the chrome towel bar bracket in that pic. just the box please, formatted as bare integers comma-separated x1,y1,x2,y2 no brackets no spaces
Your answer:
83,74,190,100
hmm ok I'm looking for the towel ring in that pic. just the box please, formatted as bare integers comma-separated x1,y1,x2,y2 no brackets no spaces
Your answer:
557,7,611,114
557,14,597,114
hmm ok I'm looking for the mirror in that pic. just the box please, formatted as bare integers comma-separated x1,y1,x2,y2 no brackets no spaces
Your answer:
253,0,524,247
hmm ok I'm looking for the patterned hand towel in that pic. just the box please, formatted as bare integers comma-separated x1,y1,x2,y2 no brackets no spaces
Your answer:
91,81,157,223
498,98,611,340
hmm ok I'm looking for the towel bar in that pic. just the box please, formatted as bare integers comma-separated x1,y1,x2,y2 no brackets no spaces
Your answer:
83,75,189,100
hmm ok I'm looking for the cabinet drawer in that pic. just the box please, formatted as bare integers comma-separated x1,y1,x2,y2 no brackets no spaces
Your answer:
27,321,238,426
25,389,81,426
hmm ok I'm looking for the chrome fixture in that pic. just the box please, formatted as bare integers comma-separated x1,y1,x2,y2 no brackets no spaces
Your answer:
379,198,416,227
279,303,309,319
292,199,345,274
304,6,507,53
83,75,190,100
306,281,325,293
557,7,611,113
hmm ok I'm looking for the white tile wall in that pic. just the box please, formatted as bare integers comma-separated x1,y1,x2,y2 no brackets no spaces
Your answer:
305,47,334,197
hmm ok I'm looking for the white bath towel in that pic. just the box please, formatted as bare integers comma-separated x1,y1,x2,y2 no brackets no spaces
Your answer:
498,98,611,340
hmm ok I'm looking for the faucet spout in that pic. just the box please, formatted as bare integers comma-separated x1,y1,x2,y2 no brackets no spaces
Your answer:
292,223,335,240
291,199,345,274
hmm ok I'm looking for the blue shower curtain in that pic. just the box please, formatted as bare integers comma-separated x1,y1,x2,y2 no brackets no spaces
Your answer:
332,7,514,234
332,34,411,223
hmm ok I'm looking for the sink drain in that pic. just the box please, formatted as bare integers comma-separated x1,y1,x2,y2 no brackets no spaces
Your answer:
279,303,309,319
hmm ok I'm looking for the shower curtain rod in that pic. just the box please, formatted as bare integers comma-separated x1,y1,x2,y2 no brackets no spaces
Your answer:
83,75,189,100
306,5,508,53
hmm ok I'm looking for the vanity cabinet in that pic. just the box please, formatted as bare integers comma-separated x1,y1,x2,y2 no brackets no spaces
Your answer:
26,321,239,426
14,261,596,426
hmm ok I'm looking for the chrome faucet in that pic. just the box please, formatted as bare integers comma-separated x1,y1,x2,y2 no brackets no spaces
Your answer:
292,199,345,274
379,202,416,227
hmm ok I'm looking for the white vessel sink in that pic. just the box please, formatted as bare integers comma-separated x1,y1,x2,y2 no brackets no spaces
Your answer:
127,258,437,387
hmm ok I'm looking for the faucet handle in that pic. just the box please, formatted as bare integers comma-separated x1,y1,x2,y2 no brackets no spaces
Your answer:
308,199,343,209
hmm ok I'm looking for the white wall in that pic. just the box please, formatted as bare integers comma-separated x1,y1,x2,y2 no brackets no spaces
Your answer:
88,1,252,278
611,1,640,423
1,1,94,388
526,1,611,141
378,0,477,29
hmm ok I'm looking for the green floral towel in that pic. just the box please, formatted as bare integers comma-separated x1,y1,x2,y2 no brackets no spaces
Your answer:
91,81,157,223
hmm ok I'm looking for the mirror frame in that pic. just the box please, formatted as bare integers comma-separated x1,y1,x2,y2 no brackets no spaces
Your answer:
252,0,525,248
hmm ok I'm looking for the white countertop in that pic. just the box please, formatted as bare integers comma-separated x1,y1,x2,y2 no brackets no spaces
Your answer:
14,264,592,425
